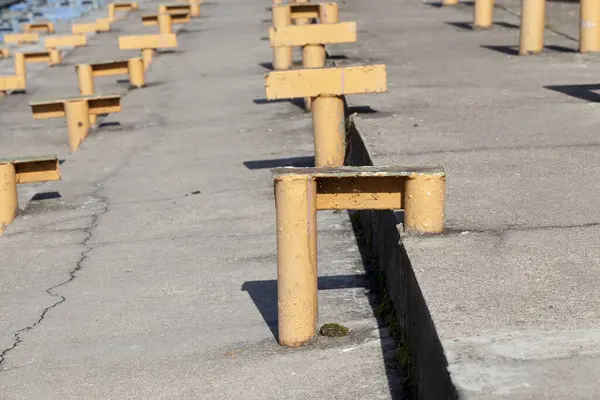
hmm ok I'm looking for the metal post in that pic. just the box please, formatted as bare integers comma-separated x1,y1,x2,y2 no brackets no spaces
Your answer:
302,45,326,110
519,0,546,55
474,0,494,29
190,2,200,16
403,174,446,234
319,2,339,23
293,0,310,25
158,13,172,34
108,3,116,21
142,48,155,69
0,163,18,235
275,173,318,348
311,95,345,167
65,100,91,152
14,53,26,79
272,5,292,70
49,48,62,65
580,0,600,52
128,57,145,87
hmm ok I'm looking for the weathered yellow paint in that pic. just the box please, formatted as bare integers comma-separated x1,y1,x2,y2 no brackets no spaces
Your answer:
141,12,190,25
30,96,122,152
160,4,192,13
23,22,55,34
0,48,10,58
311,95,344,167
269,21,356,47
77,64,95,95
519,0,545,55
89,60,130,76
141,48,155,69
76,58,145,95
118,33,178,50
30,95,122,119
272,4,292,71
474,0,494,29
65,100,91,152
265,65,387,99
3,33,39,45
0,75,26,92
96,18,112,32
0,156,61,234
274,173,318,348
128,58,145,87
22,49,62,66
580,0,600,52
44,34,87,48
0,163,17,235
273,166,445,347
289,4,319,20
10,157,61,184
72,22,100,34
112,2,139,10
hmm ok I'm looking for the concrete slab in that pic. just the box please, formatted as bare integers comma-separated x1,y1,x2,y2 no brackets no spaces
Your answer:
338,0,600,398
0,0,404,399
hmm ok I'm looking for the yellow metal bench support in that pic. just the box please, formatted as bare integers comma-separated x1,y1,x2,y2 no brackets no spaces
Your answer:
44,34,87,49
76,58,145,97
72,18,112,34
519,0,545,54
158,4,199,17
274,166,446,347
265,65,387,168
109,2,139,22
474,0,494,29
0,53,27,95
23,22,55,34
30,95,122,152
21,49,62,66
0,156,61,235
3,32,39,45
118,33,178,69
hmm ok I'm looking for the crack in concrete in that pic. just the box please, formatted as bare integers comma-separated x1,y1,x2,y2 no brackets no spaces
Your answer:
0,194,110,370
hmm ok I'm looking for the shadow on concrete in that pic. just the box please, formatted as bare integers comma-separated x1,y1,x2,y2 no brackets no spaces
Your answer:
445,21,473,30
481,45,519,55
426,1,473,7
259,62,273,71
494,21,520,29
545,44,576,53
178,28,204,35
31,191,61,201
446,21,520,31
243,156,314,169
348,105,378,115
483,44,576,55
98,121,122,129
327,54,350,60
544,83,600,102
253,97,306,111
241,274,369,342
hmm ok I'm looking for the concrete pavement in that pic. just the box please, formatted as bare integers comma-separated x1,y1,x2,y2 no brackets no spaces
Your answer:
0,0,404,398
339,0,600,398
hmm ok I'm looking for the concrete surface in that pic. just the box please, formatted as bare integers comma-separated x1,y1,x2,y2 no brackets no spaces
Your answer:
0,0,405,399
337,0,600,398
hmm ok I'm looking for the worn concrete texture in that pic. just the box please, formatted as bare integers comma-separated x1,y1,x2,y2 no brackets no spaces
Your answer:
0,0,406,399
338,0,600,398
